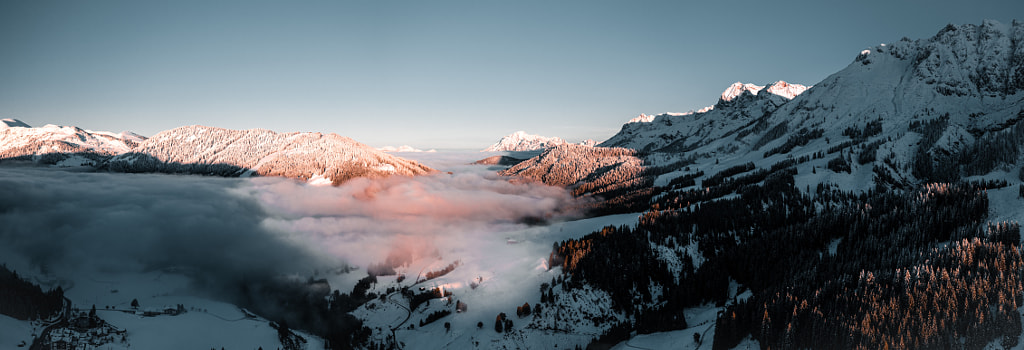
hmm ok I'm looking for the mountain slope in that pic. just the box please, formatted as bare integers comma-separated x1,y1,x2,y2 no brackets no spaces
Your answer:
593,20,1024,192
498,20,1024,350
499,144,655,214
599,81,809,153
0,119,144,166
107,125,435,184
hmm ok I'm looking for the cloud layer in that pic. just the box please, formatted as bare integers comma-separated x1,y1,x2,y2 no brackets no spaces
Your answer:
0,161,581,296
0,169,317,285
243,171,581,266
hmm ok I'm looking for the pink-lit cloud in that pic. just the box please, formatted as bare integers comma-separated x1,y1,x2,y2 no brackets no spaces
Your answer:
236,171,585,267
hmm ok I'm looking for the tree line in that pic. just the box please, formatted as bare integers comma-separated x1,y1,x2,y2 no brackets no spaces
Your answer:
543,157,1023,349
0,264,64,321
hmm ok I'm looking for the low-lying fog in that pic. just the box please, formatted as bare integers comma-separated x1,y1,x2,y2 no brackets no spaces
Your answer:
0,151,592,305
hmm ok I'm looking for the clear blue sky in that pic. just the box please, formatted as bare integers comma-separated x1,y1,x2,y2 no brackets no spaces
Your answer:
1,1,1021,149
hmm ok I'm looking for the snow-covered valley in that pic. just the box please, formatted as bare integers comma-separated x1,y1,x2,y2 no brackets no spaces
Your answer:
0,152,643,350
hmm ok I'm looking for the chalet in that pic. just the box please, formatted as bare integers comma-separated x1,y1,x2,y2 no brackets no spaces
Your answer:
51,340,71,350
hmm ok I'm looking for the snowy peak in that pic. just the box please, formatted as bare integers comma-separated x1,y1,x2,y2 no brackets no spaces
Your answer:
765,81,810,99
628,114,657,124
628,112,702,124
721,82,765,102
602,80,807,152
1,118,30,128
720,81,809,102
857,19,1024,98
482,131,570,152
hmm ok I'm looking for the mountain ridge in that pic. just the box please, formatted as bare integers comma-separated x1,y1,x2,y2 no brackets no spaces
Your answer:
495,19,1024,350
0,119,145,167
483,131,596,152
590,19,1024,191
1,122,435,184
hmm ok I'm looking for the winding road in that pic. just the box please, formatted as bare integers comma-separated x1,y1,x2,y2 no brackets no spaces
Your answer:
29,297,71,350
387,291,413,331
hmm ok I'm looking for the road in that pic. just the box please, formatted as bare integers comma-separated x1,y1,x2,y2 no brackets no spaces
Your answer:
29,297,71,350
387,291,413,331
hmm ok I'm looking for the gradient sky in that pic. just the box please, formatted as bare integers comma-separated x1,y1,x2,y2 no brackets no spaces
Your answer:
1,1,1022,149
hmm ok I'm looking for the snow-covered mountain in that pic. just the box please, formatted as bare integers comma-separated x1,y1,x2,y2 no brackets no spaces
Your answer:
378,145,437,153
499,144,652,212
492,20,1024,350
107,125,435,184
592,19,1024,191
2,118,31,128
501,144,644,189
0,121,435,184
482,131,594,152
719,81,810,102
600,80,809,153
0,119,145,167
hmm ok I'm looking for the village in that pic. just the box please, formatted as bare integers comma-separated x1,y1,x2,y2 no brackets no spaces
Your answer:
35,301,188,350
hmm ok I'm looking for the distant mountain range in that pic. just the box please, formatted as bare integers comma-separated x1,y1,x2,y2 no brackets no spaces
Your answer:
0,118,145,167
0,121,434,184
378,145,437,153
482,131,596,152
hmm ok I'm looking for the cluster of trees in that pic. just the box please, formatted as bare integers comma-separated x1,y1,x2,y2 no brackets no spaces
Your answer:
826,140,854,155
857,139,885,164
911,115,956,182
419,310,451,327
910,110,1024,183
515,302,532,318
544,152,1024,350
960,109,1024,176
762,128,825,158
494,312,513,333
701,162,755,188
0,264,64,321
713,182,1016,349
665,170,704,190
419,261,460,283
752,121,789,150
827,154,851,173
843,119,883,141
405,287,451,312
233,276,371,350
651,162,801,210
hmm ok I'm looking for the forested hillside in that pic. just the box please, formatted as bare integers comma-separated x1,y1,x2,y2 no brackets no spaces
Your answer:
503,20,1024,349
